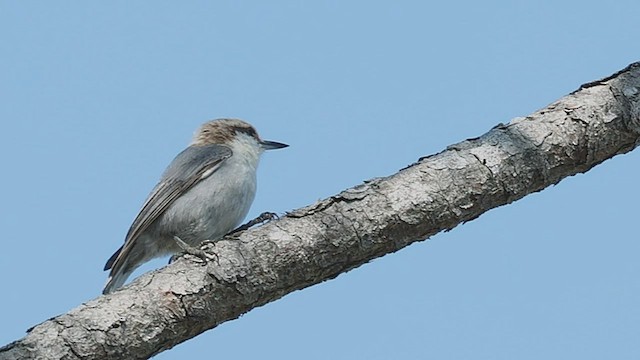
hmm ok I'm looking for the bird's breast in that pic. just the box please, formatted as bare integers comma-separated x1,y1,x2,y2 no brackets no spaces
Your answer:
157,161,257,245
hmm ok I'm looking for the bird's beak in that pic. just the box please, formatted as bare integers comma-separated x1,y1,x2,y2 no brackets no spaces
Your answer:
260,140,289,150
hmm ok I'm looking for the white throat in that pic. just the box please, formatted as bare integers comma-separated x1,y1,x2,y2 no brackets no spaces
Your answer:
227,132,263,170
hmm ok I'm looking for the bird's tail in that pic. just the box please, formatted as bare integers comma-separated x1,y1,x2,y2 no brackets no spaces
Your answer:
103,267,133,294
102,244,140,294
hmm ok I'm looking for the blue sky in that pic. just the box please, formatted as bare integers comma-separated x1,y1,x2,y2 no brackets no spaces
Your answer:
1,2,639,359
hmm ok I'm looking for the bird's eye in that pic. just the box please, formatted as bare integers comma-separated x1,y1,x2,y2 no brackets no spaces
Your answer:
237,127,257,138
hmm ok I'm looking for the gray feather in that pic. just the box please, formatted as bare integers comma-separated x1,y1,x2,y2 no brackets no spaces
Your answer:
103,144,231,273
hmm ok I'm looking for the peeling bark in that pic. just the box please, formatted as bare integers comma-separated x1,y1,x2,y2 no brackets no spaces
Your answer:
2,62,640,360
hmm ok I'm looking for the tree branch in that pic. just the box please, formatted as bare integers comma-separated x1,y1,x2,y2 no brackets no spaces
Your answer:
3,62,640,360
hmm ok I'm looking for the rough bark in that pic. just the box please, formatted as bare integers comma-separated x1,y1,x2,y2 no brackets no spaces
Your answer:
2,62,640,360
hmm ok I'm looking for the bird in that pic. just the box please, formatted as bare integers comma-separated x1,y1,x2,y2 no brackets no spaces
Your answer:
102,119,288,294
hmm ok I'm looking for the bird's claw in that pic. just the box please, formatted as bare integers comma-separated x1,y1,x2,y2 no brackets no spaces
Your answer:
228,211,279,236
172,236,219,264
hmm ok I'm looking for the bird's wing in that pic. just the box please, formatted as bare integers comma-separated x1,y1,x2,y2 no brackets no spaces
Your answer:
104,144,232,271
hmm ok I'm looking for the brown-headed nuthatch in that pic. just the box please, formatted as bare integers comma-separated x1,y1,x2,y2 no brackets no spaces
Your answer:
103,119,287,294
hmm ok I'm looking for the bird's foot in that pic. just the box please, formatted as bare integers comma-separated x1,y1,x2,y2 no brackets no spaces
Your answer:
227,212,279,237
171,236,219,264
